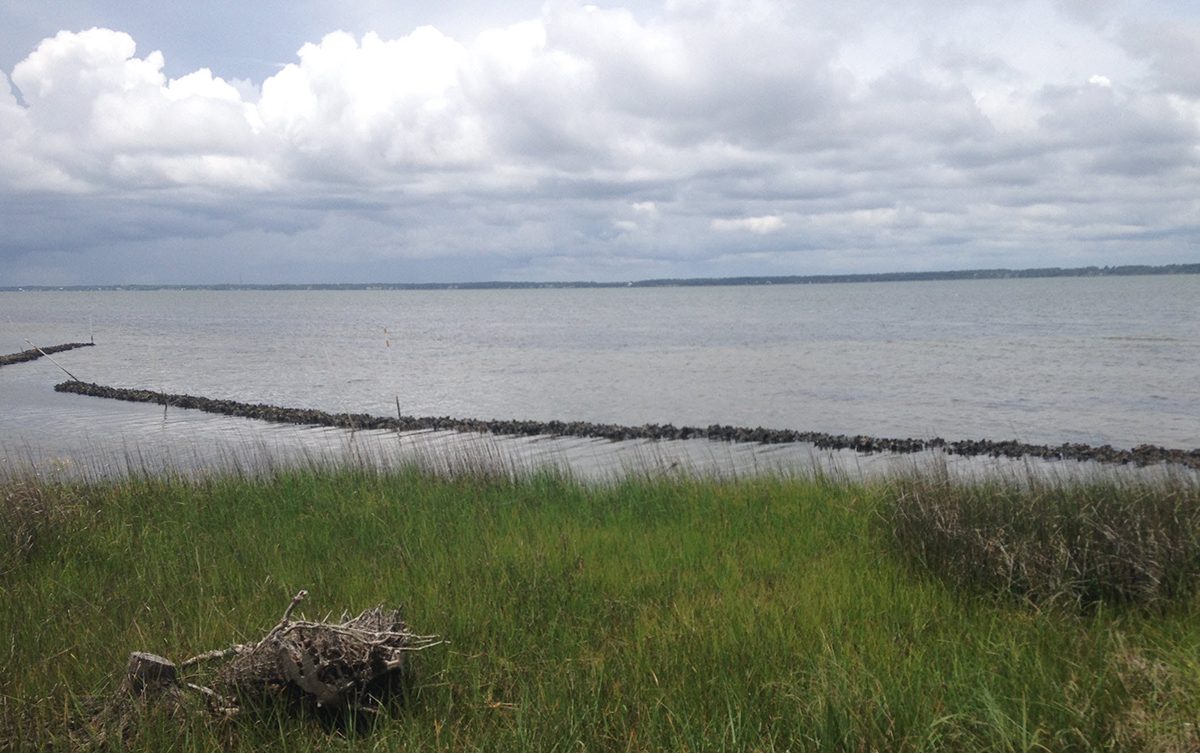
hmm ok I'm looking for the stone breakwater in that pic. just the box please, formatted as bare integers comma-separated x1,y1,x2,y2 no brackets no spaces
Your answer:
53,380,1200,469
0,342,93,368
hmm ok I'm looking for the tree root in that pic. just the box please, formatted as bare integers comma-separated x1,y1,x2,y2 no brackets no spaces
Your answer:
83,590,441,744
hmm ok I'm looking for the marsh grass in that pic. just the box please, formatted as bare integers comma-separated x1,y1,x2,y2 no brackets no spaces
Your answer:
0,480,88,577
886,466,1200,609
2,459,1199,751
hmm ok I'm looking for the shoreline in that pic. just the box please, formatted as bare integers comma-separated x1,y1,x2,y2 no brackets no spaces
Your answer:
54,379,1200,469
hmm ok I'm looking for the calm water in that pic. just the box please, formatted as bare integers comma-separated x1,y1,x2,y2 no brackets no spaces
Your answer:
2,276,1197,478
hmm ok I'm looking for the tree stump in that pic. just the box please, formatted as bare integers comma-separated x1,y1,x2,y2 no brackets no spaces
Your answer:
122,652,179,695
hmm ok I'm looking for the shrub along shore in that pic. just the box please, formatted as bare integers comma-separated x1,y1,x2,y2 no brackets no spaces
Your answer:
3,462,1199,751
54,379,1200,469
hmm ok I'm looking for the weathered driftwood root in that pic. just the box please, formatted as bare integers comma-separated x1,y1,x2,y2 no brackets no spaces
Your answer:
94,590,440,738
212,591,443,714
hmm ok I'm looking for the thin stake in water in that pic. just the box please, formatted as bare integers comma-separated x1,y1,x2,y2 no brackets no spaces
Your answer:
24,339,81,382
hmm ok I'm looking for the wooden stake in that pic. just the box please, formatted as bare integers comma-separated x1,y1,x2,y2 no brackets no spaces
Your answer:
24,339,81,382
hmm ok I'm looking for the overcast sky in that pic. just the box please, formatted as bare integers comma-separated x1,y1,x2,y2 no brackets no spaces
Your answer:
2,0,1198,285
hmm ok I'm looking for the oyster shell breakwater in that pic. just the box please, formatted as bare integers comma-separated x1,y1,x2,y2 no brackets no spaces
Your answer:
54,380,1200,469
0,342,93,368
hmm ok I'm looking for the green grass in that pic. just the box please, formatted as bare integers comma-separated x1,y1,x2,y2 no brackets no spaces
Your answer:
2,463,1199,751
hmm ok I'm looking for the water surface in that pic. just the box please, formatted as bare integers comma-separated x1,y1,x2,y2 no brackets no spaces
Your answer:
3,276,1196,478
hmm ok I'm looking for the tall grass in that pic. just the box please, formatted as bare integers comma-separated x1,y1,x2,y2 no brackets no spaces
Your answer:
0,480,86,577
885,466,1200,609
2,462,1198,751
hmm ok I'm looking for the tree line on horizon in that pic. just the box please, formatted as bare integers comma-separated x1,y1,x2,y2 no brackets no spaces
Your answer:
3,262,1197,292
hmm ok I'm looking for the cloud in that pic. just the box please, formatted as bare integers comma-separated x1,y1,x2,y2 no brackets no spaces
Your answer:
711,216,785,234
1120,19,1200,97
1,0,1199,284
258,28,484,181
7,28,273,191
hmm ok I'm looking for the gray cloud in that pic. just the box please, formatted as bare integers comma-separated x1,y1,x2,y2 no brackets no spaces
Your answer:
1120,19,1200,97
1,0,1199,285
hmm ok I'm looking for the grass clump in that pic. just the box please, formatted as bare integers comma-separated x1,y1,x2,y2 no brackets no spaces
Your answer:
886,468,1200,609
0,480,87,577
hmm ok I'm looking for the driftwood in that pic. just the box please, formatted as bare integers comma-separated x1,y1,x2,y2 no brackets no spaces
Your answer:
202,590,443,714
86,591,440,742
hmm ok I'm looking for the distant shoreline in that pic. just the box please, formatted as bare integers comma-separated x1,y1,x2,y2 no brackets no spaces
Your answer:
3,262,1198,292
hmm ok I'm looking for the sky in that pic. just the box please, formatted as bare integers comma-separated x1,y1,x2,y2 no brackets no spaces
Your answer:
1,0,1198,285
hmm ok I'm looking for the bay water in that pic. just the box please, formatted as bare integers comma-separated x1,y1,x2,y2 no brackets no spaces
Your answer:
2,275,1196,479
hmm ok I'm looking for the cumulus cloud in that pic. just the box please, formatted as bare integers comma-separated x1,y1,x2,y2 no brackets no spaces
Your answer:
258,28,484,180
6,28,274,192
1,0,1199,284
1,25,481,198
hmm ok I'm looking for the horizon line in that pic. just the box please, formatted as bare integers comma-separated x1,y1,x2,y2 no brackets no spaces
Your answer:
3,262,1198,291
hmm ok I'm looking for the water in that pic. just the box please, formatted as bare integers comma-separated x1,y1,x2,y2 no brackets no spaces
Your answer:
2,276,1197,479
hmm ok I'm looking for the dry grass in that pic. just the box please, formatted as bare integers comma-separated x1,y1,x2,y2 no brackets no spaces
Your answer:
885,467,1200,609
1108,639,1200,752
0,481,84,576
